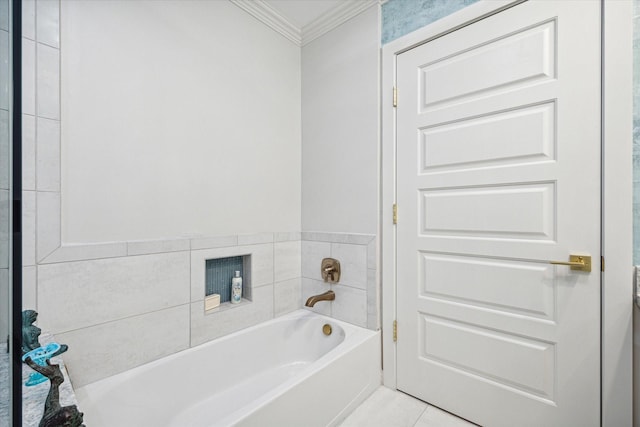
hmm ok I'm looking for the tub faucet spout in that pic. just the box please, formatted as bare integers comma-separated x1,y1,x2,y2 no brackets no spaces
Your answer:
305,290,335,307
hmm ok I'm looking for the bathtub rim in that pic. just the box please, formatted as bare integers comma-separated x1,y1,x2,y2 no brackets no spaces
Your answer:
75,308,379,426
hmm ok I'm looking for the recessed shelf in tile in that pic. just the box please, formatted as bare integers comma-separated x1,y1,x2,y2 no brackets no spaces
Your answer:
205,255,251,304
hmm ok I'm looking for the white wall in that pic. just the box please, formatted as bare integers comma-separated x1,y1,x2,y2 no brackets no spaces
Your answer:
20,0,307,387
60,0,301,243
23,0,383,386
301,6,379,235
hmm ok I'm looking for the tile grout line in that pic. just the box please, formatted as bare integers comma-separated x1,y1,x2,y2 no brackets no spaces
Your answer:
188,248,192,348
32,15,40,266
42,237,281,264
411,404,429,427
32,0,42,312
273,241,277,316
51,302,192,337
329,241,333,318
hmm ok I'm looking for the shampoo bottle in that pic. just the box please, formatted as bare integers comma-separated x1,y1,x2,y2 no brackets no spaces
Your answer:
231,271,242,304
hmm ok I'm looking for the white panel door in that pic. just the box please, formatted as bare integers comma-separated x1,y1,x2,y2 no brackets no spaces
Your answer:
395,1,601,426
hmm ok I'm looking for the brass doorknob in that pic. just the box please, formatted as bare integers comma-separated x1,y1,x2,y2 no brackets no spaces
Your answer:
549,255,591,272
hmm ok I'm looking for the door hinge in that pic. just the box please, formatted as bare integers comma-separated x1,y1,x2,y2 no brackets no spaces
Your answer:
393,87,397,108
393,204,398,224
393,320,397,342
601,256,605,272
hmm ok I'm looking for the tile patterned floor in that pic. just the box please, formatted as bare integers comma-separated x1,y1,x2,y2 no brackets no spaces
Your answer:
338,386,477,427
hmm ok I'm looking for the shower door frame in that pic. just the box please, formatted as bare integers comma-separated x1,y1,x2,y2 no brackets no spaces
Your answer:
379,1,633,425
10,0,22,425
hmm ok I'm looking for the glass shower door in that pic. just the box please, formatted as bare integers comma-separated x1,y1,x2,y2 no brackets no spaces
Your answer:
0,0,9,352
0,0,14,424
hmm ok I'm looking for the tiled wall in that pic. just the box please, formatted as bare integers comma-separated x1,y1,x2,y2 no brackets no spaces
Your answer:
33,230,378,387
381,0,478,44
23,1,379,389
20,1,304,388
21,0,59,311
302,232,377,330
35,233,302,387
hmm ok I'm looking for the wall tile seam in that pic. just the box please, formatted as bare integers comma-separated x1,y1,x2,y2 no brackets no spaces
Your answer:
273,277,302,285
195,298,257,316
273,236,276,311
204,240,276,250
188,249,192,348
274,232,302,242
193,277,299,301
238,232,275,245
37,239,58,264
189,238,239,251
306,280,367,293
36,115,60,122
34,39,58,50
31,24,41,265
34,42,59,55
272,283,276,319
302,242,372,249
21,38,36,123
301,231,376,237
301,232,376,244
33,0,40,43
332,283,368,293
330,241,373,248
237,279,276,293
40,250,165,265
126,244,190,257
40,241,286,265
45,302,192,336
33,31,61,260
35,41,59,122
39,235,303,264
194,284,278,303
23,190,37,267
34,0,60,49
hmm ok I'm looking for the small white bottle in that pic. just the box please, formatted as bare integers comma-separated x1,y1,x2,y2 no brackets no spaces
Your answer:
231,271,242,304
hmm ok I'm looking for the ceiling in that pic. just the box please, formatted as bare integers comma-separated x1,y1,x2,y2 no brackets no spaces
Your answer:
263,0,345,28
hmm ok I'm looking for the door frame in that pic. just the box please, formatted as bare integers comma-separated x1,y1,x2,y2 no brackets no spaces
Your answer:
379,1,633,425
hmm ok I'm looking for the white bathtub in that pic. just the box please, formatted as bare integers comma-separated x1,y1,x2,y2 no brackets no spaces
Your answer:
75,310,381,427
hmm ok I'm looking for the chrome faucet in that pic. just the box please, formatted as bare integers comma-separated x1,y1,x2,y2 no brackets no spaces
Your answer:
305,290,335,307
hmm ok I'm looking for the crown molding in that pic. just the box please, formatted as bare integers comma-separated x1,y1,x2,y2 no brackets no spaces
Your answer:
302,0,379,46
230,0,302,45
230,0,380,47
